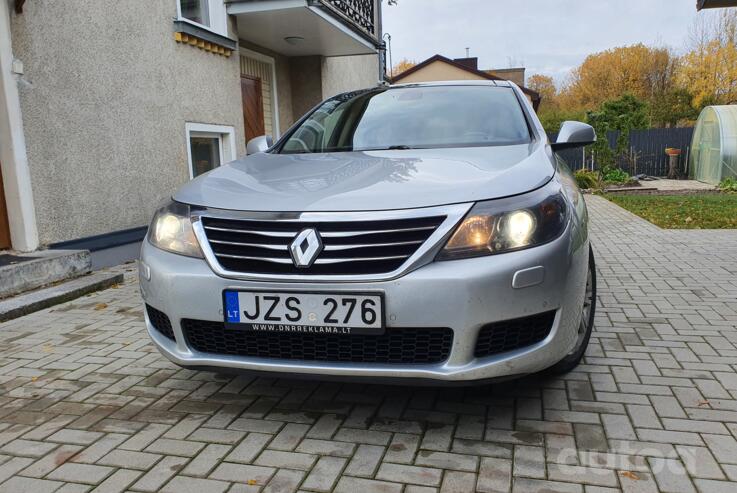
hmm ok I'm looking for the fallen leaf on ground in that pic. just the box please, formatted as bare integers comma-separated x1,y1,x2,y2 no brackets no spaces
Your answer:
620,471,639,480
94,303,108,310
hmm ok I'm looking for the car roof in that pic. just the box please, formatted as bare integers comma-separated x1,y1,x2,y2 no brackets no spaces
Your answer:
388,80,513,89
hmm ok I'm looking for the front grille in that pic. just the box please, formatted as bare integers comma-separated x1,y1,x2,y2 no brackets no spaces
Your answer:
474,311,556,358
200,215,445,276
182,319,453,364
146,305,175,341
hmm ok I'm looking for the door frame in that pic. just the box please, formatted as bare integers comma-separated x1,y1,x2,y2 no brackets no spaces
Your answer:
239,47,280,138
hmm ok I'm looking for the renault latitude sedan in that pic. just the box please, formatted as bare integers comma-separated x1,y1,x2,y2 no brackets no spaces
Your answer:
140,80,597,383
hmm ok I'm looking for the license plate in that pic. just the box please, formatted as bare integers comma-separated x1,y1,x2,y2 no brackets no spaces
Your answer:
224,291,384,335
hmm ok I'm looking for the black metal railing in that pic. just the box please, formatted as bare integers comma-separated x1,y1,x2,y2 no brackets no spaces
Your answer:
320,0,377,38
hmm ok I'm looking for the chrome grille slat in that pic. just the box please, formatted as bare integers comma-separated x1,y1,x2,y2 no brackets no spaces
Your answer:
216,254,293,264
204,225,436,238
215,253,410,265
200,213,447,276
204,226,296,238
209,240,288,251
320,226,437,238
324,240,423,251
315,255,410,264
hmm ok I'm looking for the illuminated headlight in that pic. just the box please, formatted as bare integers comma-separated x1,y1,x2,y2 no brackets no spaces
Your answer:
438,187,567,261
148,201,203,258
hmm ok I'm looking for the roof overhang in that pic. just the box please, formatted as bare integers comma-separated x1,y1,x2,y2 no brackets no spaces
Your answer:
697,0,737,10
227,0,379,56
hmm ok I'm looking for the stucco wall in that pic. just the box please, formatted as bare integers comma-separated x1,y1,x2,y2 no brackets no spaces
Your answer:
10,0,245,245
321,54,379,100
289,56,324,121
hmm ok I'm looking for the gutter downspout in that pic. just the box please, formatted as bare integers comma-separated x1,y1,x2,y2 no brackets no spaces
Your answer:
0,0,38,251
376,0,386,83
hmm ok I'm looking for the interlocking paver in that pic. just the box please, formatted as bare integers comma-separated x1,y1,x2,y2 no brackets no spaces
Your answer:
0,197,736,492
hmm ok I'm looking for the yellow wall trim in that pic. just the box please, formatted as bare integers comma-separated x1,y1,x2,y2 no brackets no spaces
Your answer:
174,32,232,57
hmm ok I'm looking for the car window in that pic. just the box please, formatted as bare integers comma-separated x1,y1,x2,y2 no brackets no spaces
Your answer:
278,86,531,154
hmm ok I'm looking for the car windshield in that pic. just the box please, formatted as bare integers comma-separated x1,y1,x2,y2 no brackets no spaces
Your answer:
278,85,531,154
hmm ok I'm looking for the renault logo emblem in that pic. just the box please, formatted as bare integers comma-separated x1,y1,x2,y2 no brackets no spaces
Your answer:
290,228,323,268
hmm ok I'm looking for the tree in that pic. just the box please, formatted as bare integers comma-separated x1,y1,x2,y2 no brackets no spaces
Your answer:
586,94,649,168
649,88,699,127
527,74,558,111
392,59,416,77
527,74,586,133
680,10,737,109
564,44,680,115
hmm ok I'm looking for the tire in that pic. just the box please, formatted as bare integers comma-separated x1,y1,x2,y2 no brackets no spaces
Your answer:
548,245,596,374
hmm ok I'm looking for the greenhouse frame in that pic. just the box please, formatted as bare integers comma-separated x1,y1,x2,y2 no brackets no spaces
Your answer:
689,105,737,185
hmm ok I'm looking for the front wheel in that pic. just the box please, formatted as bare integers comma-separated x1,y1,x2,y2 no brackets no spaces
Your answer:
548,245,596,374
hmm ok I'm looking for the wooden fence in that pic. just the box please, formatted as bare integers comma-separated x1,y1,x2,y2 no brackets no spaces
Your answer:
548,127,695,177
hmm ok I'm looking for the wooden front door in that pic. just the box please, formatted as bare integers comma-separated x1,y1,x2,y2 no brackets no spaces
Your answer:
0,164,11,250
241,76,265,144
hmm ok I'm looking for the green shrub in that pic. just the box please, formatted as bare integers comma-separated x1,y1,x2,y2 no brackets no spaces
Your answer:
602,167,630,184
719,177,737,193
575,170,599,190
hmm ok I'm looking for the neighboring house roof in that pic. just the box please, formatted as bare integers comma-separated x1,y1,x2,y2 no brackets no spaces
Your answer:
697,0,737,10
390,54,541,110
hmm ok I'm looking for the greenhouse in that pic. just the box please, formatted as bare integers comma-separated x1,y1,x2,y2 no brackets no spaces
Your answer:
689,105,737,185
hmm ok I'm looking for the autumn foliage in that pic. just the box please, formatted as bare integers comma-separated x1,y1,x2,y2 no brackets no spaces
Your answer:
531,10,737,132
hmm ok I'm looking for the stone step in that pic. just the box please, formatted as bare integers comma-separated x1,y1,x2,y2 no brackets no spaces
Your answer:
0,269,124,322
0,249,91,299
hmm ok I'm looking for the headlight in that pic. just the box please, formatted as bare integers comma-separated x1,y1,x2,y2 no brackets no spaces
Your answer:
438,186,567,261
148,201,203,258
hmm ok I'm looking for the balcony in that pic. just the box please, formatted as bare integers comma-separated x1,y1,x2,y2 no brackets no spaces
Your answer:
226,0,381,57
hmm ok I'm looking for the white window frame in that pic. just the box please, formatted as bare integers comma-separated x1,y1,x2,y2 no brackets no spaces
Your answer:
176,0,229,37
185,122,236,180
240,47,281,138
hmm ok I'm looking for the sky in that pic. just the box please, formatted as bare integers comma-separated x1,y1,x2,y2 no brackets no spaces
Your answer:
382,0,706,84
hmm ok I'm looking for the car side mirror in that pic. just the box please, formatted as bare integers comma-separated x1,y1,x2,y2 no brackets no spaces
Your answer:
551,121,596,151
246,135,273,155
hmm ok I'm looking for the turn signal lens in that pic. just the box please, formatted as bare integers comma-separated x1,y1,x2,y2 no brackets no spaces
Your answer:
438,185,567,261
444,215,495,252
148,201,203,258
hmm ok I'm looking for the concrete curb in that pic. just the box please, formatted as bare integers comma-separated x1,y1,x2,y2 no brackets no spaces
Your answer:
0,270,124,322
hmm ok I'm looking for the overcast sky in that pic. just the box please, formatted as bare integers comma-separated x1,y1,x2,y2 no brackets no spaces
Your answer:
382,0,706,84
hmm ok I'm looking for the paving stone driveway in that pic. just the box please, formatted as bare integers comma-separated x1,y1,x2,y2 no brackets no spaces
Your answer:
1,195,737,493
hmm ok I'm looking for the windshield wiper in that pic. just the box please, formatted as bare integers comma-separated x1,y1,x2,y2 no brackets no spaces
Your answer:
358,145,415,151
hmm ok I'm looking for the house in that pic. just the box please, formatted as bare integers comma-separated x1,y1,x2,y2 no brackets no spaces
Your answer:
0,0,384,254
391,55,541,110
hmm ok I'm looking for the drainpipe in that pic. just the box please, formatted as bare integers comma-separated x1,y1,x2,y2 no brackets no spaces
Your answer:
0,0,38,251
376,0,386,84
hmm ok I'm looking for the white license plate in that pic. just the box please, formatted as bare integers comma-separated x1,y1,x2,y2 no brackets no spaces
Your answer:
224,291,384,335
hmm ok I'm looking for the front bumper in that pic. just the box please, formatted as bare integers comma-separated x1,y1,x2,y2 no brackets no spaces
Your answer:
139,224,588,383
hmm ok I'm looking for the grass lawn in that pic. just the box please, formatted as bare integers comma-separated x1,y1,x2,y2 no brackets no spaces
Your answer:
605,193,737,229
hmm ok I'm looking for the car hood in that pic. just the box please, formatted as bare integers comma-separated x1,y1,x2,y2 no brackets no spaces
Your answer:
174,143,554,211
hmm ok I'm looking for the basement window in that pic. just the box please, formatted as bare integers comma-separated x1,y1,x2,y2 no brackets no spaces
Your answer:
185,123,236,179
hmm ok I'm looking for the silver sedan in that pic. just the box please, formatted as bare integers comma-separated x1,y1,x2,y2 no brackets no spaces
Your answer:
139,81,596,384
